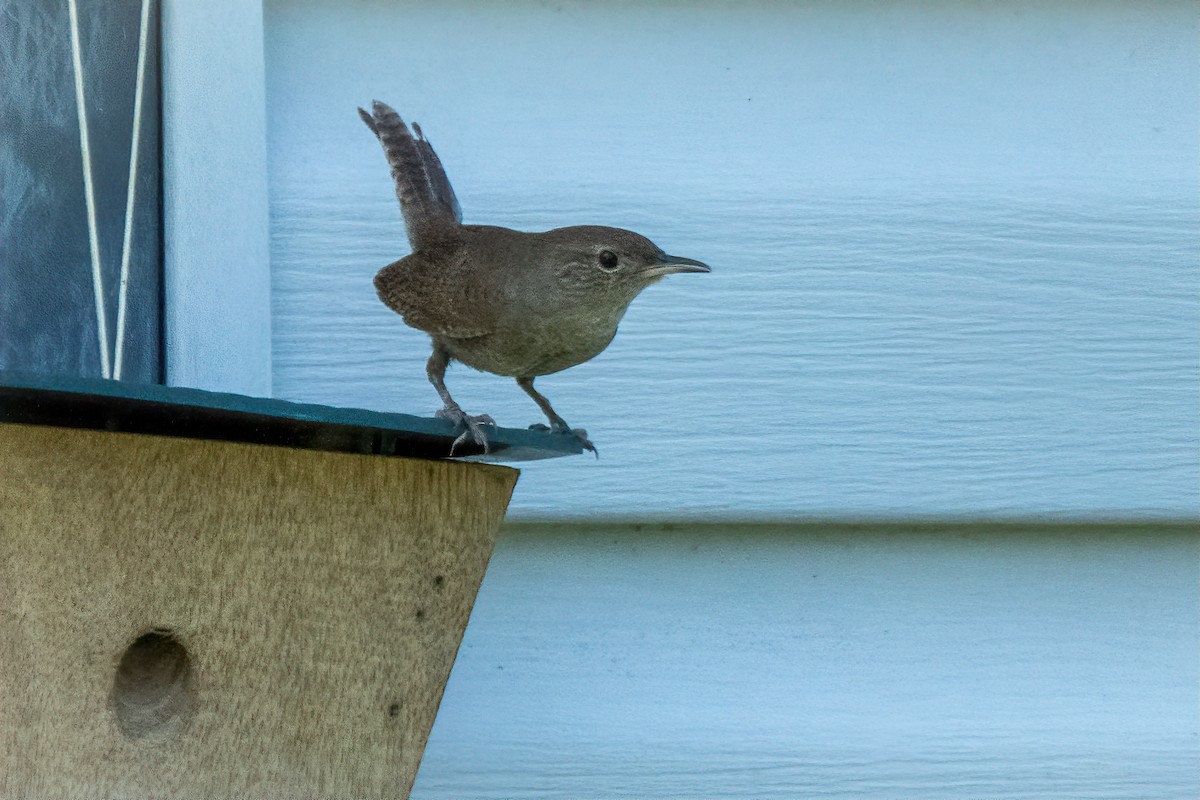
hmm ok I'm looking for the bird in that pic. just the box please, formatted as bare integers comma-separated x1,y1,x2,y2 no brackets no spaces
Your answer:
358,100,709,456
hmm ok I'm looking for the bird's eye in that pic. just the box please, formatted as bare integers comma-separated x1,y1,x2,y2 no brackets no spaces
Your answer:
598,250,619,271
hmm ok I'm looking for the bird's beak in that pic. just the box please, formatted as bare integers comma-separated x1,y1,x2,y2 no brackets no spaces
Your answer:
642,253,712,278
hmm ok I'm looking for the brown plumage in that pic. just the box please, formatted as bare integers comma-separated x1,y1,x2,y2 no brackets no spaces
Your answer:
359,101,710,455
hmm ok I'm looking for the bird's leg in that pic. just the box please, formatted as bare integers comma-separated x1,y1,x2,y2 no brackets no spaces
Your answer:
517,377,597,456
427,346,494,454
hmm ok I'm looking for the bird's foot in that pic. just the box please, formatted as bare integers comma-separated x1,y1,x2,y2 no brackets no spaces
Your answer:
529,422,598,458
438,404,496,455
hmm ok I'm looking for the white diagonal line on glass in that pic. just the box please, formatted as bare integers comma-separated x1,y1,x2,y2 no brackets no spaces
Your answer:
113,0,151,380
68,0,111,379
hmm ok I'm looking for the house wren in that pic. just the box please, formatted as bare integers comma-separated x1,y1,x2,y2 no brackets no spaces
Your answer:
359,101,709,455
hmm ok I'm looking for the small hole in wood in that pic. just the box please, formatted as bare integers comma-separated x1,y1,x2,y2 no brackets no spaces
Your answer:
111,629,193,740
388,701,401,717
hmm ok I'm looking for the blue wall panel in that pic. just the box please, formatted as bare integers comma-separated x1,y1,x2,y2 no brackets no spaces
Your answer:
265,1,1198,518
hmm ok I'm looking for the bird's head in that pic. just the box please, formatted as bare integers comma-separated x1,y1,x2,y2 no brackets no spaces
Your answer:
543,226,710,305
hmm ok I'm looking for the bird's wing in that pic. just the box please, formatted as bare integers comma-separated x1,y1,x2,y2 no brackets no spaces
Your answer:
359,101,462,250
374,252,496,340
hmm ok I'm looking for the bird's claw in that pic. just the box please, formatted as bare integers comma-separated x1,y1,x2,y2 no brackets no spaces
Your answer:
528,422,598,458
438,406,495,455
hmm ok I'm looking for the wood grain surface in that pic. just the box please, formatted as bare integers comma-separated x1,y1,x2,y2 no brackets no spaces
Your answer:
0,421,516,798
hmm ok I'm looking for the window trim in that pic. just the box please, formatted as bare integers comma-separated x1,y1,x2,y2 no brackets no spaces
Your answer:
161,0,271,396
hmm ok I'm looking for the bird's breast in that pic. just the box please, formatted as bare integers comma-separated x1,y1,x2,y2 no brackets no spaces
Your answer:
443,311,620,378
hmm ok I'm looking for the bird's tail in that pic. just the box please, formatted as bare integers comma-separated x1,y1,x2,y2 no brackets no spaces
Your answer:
358,101,462,248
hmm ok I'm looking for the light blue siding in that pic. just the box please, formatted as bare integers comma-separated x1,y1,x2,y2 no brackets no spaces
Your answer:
415,522,1199,799
265,1,1198,517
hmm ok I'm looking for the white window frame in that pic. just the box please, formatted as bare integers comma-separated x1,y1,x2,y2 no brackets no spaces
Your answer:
161,0,272,396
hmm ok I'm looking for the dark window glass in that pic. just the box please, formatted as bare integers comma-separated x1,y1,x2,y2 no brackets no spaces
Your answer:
0,0,162,382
